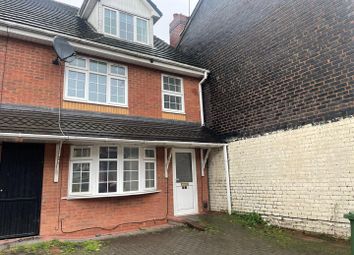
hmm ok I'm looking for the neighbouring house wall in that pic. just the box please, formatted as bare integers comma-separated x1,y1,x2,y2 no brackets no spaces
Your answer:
209,117,354,238
40,145,208,238
0,37,201,123
179,0,353,136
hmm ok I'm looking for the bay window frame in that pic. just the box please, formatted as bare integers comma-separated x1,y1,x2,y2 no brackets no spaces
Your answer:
68,145,157,199
143,148,157,190
103,6,150,45
64,56,128,108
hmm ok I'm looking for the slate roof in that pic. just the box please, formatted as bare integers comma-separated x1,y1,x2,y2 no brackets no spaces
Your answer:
0,0,201,67
0,105,223,144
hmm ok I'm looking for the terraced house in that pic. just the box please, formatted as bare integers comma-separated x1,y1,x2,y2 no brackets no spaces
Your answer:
0,0,353,242
0,0,225,240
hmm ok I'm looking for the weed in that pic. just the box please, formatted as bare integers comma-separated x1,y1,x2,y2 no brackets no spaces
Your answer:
0,240,101,255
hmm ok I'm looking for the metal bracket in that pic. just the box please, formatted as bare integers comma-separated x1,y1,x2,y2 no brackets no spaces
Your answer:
164,147,172,178
200,148,211,177
54,141,63,183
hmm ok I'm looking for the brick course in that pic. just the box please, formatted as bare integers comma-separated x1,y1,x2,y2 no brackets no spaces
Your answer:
179,0,354,137
0,37,201,123
208,117,354,238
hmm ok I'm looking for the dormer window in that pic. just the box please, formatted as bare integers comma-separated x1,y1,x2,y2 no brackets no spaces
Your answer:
104,7,149,45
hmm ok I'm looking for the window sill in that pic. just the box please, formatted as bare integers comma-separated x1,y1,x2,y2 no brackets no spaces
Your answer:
162,110,186,115
64,98,129,108
64,190,161,200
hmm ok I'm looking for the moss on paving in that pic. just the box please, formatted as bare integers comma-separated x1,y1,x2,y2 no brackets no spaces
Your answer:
200,212,350,255
0,240,101,255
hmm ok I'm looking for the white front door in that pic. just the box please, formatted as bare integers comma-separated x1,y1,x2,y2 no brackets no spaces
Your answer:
173,149,198,216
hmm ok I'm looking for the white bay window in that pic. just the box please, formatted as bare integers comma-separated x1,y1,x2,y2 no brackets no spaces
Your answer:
104,7,149,45
69,145,156,198
65,57,128,107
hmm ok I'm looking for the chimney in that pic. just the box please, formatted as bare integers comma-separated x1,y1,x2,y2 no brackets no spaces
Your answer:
169,13,189,47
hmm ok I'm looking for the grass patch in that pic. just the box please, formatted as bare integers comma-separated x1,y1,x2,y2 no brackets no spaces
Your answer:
201,213,350,255
0,240,102,255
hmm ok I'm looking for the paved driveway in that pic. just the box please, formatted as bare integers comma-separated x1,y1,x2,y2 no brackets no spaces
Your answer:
99,215,350,255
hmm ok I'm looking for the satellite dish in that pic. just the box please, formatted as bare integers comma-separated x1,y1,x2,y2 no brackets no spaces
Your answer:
52,36,76,65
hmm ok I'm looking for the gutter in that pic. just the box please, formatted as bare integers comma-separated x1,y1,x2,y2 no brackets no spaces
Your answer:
199,70,209,126
223,145,232,215
0,20,209,78
0,133,226,148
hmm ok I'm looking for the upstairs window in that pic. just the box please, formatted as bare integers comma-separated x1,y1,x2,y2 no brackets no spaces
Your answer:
120,12,134,42
104,7,149,45
162,75,184,113
65,57,128,107
136,18,148,44
104,8,117,35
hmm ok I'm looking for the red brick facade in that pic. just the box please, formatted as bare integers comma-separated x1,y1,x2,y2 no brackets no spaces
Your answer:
40,145,208,238
0,36,209,239
0,36,201,123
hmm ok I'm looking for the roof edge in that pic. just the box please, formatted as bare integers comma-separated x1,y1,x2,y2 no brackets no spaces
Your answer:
80,0,163,23
0,19,209,78
176,0,203,49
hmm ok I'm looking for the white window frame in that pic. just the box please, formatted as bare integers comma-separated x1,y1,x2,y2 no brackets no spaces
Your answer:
103,6,150,45
64,56,128,108
103,7,118,36
144,148,157,190
161,74,185,114
98,146,119,194
69,146,94,196
68,145,157,198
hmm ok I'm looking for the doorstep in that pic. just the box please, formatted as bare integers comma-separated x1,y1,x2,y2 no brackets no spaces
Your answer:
168,215,207,231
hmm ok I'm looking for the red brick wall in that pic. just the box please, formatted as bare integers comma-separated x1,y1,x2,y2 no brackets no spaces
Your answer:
40,144,208,238
0,36,201,123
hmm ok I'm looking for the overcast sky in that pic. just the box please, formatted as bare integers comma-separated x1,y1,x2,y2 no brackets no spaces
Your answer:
55,0,198,42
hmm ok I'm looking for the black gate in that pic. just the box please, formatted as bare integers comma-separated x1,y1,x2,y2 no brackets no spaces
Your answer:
0,143,44,240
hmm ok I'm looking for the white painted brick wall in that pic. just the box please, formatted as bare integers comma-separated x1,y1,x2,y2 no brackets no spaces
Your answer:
208,117,354,238
208,148,228,212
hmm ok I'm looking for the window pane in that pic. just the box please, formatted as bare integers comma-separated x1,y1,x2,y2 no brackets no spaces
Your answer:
73,147,91,158
108,171,117,181
163,76,182,93
104,9,117,35
176,153,193,183
89,73,107,103
124,161,139,170
90,60,107,74
120,12,134,41
145,149,155,158
111,65,126,76
145,162,155,189
163,94,182,111
124,171,139,181
110,78,126,104
145,180,154,189
124,181,139,192
71,162,90,193
123,147,139,192
69,58,86,69
124,147,139,159
68,71,85,99
100,147,117,159
136,18,148,44
98,147,118,194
